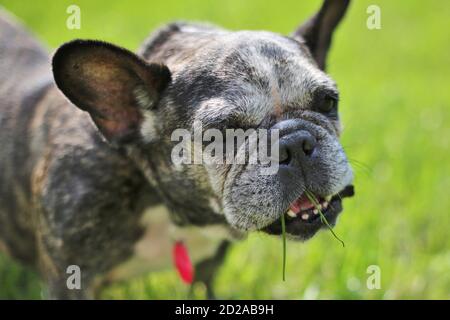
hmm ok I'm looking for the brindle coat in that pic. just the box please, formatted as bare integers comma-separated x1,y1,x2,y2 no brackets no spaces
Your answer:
0,1,352,298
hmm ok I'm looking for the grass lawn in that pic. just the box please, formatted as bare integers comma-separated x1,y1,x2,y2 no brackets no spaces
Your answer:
0,0,449,299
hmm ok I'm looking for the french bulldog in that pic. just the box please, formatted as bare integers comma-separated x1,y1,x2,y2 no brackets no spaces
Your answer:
0,0,354,299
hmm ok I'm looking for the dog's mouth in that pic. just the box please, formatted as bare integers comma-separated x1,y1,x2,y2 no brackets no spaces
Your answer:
263,185,354,239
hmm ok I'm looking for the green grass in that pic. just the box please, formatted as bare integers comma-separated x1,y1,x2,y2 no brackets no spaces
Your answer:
0,0,449,299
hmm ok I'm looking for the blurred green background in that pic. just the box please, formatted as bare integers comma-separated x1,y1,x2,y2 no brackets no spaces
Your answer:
0,0,449,299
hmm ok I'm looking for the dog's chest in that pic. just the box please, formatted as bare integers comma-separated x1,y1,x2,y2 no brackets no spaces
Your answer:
104,205,233,281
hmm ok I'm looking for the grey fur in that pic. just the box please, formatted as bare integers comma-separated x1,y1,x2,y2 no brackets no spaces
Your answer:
0,0,353,299
136,22,353,234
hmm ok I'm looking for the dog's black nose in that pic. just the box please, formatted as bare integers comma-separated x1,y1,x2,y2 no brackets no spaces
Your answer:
279,130,317,165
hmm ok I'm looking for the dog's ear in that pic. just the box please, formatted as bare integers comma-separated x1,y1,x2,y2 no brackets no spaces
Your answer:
292,0,350,70
52,40,171,144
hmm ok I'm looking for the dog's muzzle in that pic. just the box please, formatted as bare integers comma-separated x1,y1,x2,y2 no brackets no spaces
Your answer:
263,185,354,239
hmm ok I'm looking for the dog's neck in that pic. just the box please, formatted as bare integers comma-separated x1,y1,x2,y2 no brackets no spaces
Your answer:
125,144,227,227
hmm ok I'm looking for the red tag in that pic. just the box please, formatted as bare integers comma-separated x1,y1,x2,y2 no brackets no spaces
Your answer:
173,241,194,284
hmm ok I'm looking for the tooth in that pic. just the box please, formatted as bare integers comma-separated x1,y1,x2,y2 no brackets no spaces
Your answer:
313,209,319,215
286,209,296,218
323,202,328,209
301,214,309,220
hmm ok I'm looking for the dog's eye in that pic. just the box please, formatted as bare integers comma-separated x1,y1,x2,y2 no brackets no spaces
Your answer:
317,96,338,115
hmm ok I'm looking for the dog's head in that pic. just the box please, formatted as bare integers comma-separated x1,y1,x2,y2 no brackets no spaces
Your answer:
53,0,354,240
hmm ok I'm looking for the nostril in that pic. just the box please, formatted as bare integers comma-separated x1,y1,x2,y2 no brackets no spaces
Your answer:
279,130,317,164
302,137,316,156
279,146,291,165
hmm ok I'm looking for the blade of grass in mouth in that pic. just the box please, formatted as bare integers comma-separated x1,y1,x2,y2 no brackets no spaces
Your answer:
281,213,286,281
305,190,346,248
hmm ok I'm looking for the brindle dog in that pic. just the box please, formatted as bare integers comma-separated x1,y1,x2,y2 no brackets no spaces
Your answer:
0,0,354,299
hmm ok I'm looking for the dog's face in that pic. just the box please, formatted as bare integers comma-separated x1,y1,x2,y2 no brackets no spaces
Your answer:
53,1,354,240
